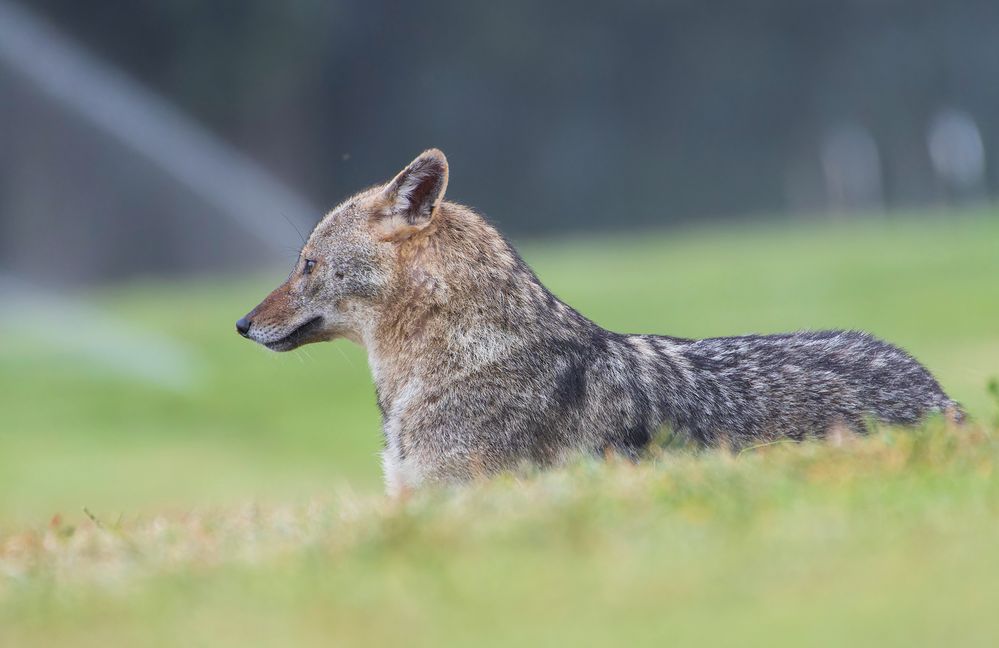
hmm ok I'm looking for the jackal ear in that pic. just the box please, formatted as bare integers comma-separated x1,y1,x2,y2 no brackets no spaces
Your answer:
379,149,449,234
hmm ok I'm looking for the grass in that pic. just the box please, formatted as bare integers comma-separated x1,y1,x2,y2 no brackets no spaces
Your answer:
2,213,998,646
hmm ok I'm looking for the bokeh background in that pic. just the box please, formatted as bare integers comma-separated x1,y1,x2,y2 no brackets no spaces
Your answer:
5,0,999,284
1,1,997,519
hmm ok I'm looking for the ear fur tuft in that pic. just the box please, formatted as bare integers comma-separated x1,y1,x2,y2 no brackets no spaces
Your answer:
381,149,449,232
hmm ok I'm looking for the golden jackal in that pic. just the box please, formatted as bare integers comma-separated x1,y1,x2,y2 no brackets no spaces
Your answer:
237,149,961,494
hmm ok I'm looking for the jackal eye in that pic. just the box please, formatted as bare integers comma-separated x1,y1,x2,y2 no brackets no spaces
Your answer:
303,259,316,275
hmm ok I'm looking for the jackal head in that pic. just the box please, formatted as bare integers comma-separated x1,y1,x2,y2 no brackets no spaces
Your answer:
236,149,449,351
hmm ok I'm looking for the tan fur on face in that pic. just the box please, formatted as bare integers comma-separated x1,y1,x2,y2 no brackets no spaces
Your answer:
248,281,294,331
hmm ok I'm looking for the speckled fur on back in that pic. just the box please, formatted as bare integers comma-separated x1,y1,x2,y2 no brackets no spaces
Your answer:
238,149,962,495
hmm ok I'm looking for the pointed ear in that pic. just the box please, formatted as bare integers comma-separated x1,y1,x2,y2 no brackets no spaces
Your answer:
379,149,449,233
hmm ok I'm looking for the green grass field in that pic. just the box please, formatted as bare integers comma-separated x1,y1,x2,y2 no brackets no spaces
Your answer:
2,214,998,646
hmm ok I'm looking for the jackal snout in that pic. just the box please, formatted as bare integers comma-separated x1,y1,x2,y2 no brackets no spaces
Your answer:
235,280,327,352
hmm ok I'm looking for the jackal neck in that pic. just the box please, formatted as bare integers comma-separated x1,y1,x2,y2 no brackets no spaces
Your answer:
363,203,574,408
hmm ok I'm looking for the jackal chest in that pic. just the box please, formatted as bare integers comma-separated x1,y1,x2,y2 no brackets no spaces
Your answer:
380,414,416,496
376,376,426,449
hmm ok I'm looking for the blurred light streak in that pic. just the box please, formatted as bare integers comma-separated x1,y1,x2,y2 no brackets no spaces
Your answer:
0,0,316,253
0,274,200,391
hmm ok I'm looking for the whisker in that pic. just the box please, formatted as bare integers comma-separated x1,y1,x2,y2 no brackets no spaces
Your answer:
333,343,356,368
279,211,307,245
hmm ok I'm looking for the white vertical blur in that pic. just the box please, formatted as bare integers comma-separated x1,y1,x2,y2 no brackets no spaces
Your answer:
820,123,883,215
928,108,986,202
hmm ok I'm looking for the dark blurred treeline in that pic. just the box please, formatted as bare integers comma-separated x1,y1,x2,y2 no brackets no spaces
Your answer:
2,1,997,284
29,0,999,223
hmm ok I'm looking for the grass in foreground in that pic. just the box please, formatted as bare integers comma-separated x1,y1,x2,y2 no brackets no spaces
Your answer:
2,421,998,647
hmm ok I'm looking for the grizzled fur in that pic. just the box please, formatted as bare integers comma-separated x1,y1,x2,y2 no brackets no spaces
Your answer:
238,149,962,495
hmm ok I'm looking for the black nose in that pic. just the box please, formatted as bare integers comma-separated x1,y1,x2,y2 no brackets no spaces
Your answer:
235,316,252,337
